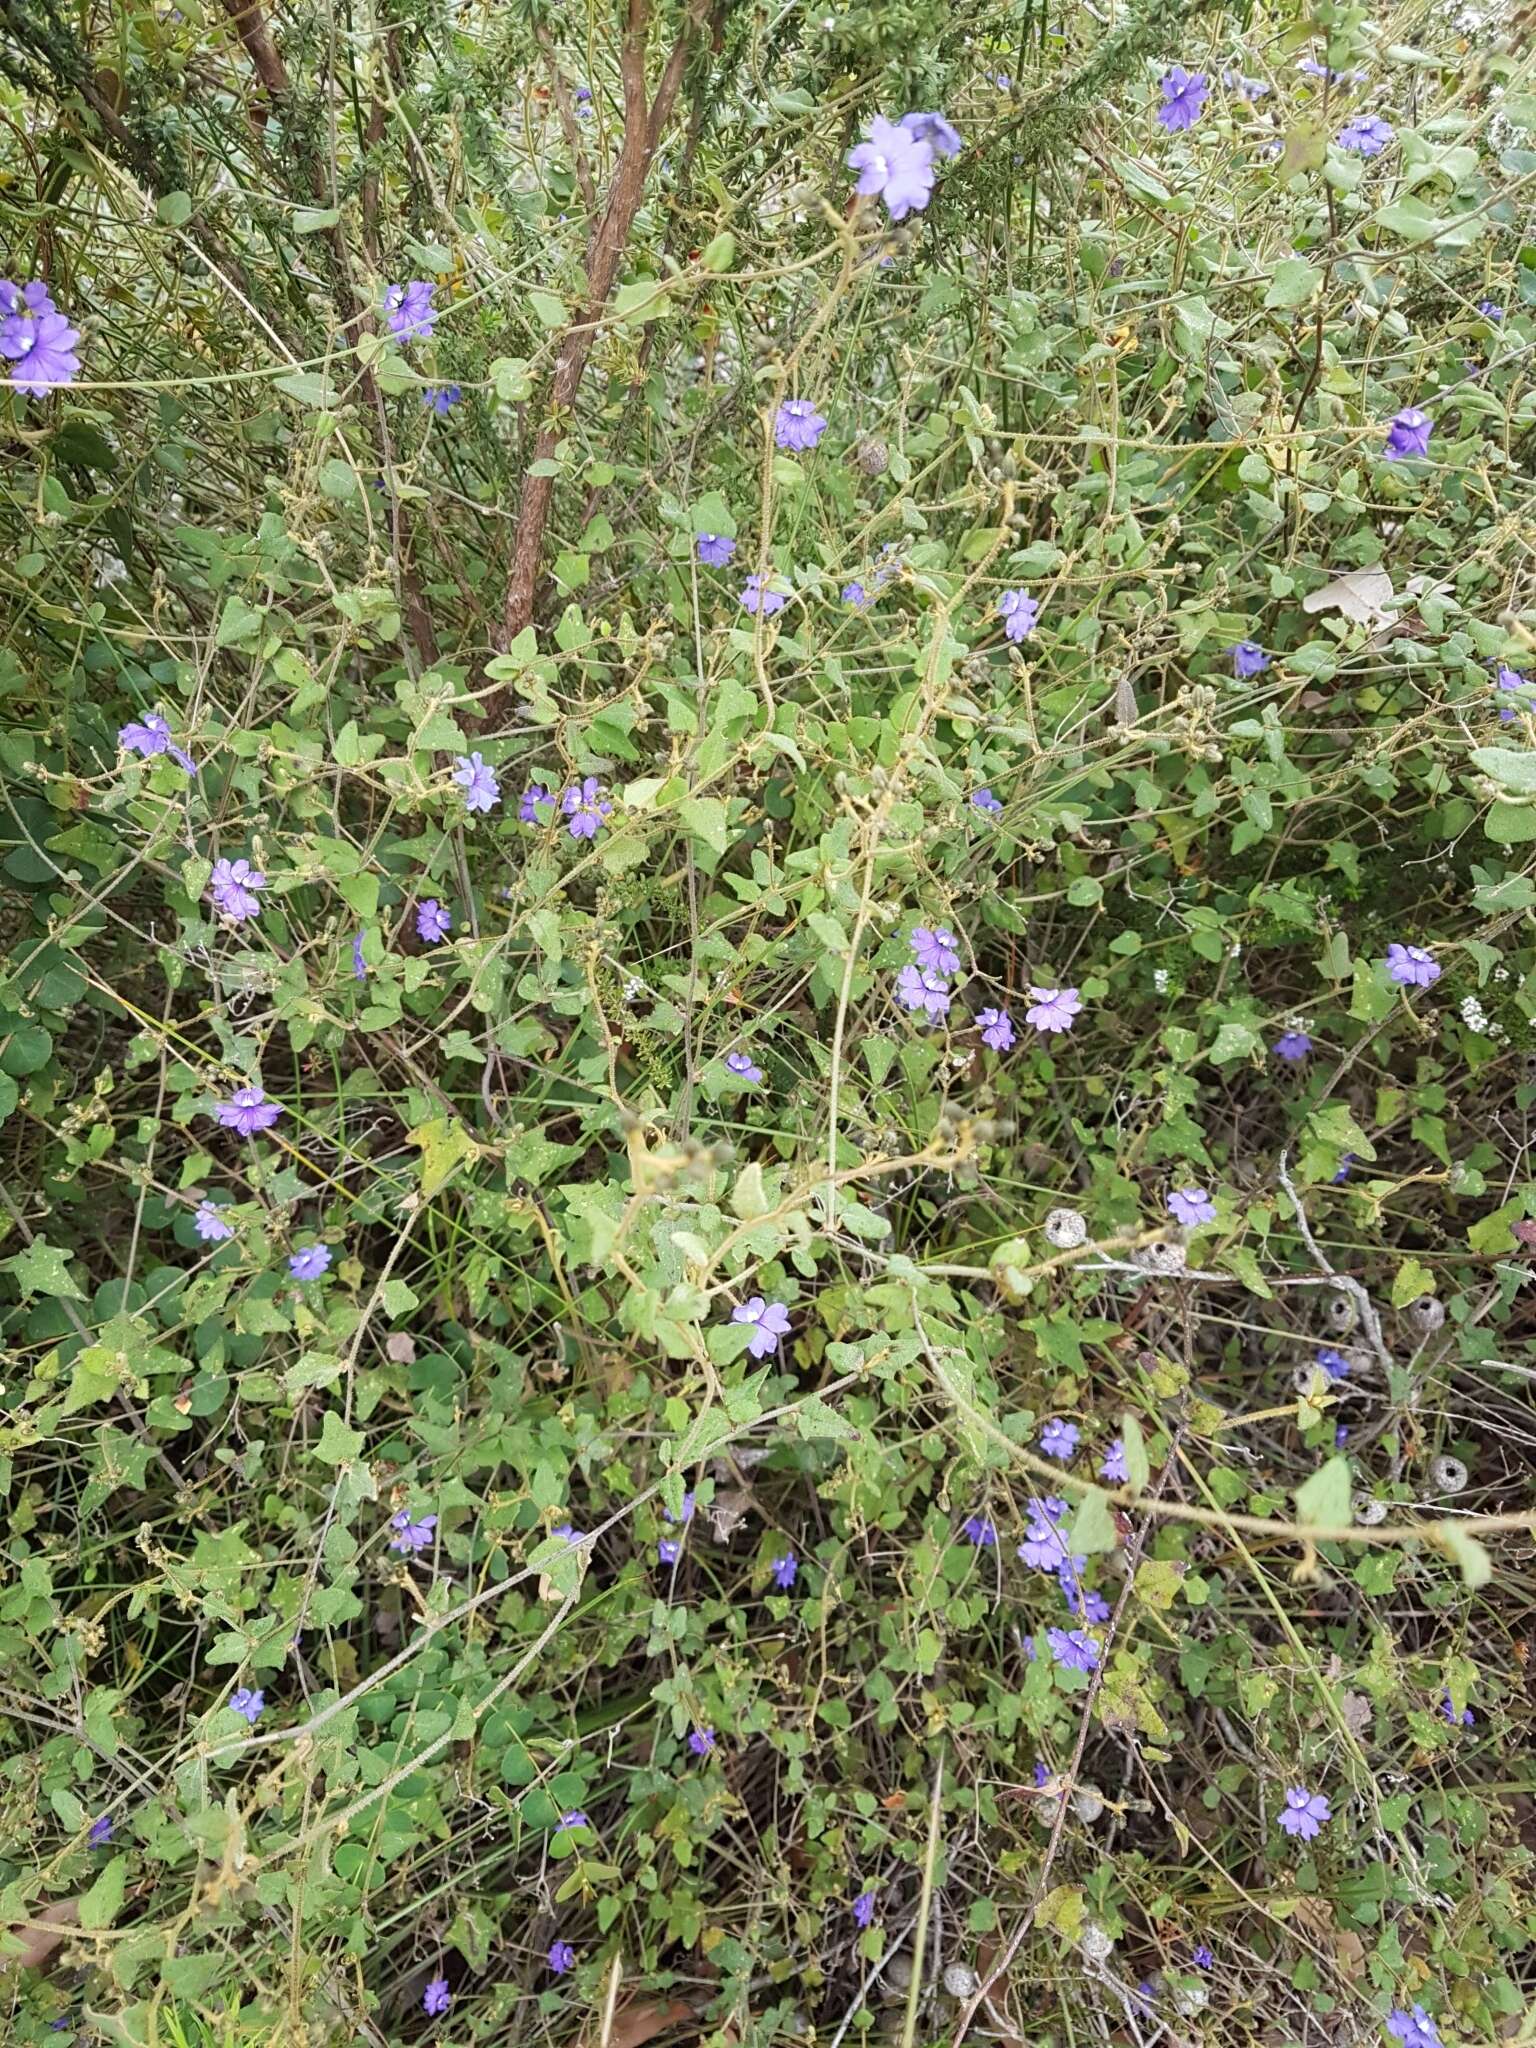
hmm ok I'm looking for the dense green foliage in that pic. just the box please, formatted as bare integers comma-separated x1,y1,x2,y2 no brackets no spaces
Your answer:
3,0,1536,2043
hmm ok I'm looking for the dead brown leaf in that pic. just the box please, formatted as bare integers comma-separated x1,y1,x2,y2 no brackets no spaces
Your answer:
0,1897,80,1974
582,1997,695,2048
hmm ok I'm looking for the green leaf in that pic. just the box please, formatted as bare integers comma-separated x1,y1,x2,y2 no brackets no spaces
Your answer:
314,1409,366,1465
1276,125,1327,179
795,1396,858,1441
1065,1485,1118,1555
1121,1414,1150,1493
1390,1257,1434,1309
490,356,532,402
613,277,669,326
1294,1455,1351,1531
156,191,192,227
1483,800,1536,845
78,1855,127,1929
678,795,729,857
2,1237,86,1300
293,206,341,233
1471,746,1536,795
215,594,265,649
526,289,567,330
273,371,338,408
699,231,736,273
408,1115,479,1199
1264,257,1322,309
730,1163,770,1220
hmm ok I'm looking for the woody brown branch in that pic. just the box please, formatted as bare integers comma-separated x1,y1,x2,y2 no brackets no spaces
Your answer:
496,0,706,666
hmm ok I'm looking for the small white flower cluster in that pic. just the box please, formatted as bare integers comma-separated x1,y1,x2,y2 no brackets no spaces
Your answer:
1458,993,1505,1039
1153,967,1170,994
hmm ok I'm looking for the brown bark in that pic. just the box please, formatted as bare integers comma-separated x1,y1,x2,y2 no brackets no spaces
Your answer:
498,0,704,655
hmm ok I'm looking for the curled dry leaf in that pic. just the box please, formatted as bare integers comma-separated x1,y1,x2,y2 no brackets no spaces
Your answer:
0,1897,80,1974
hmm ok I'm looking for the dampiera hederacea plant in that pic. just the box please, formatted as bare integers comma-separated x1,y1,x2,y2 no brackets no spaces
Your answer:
453,751,500,813
1384,408,1432,460
389,1510,437,1554
215,1085,282,1136
1274,1030,1313,1060
229,1687,264,1724
1100,1437,1129,1483
1338,114,1394,156
1157,66,1209,132
910,925,962,975
416,899,452,944
208,857,266,922
1277,1785,1330,1839
976,1007,1015,1051
548,1940,576,1973
422,1975,451,2016
725,1049,763,1083
1040,1418,1080,1460
740,574,789,616
1231,641,1269,678
1167,1186,1217,1226
0,287,81,395
519,782,554,823
119,712,196,773
774,400,827,451
971,787,1003,814
901,110,963,157
731,1297,792,1358
895,965,953,1019
1385,943,1440,988
383,280,437,341
853,1887,878,1928
288,1244,332,1281
846,114,937,220
1046,1627,1099,1672
998,588,1040,642
696,532,736,566
561,778,612,840
194,1200,234,1243
1024,987,1082,1034
1387,2007,1444,2048
770,1552,798,1589
688,1727,716,1757
88,1813,114,1847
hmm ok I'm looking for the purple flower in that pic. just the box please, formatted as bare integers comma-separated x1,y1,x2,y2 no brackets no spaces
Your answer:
1339,114,1395,157
553,1523,582,1545
853,1887,878,1928
657,1537,681,1565
194,1200,233,1243
423,1975,451,2016
1024,986,1082,1034
1335,1424,1349,1446
1277,1785,1331,1840
774,399,828,452
1384,408,1432,460
971,787,1003,814
562,777,613,840
288,1244,332,1281
1440,1696,1474,1728
1299,58,1367,85
962,1516,996,1547
998,588,1040,642
1100,1437,1129,1483
896,965,953,1019
229,1687,264,1724
1316,1347,1350,1382
847,115,937,221
1495,664,1531,719
740,573,789,616
352,930,369,979
842,581,868,607
976,1007,1015,1052
389,1510,437,1554
383,280,437,342
0,290,81,395
548,1940,577,1974
1225,71,1271,99
1192,1944,1214,1970
1231,641,1269,678
901,110,964,159
697,532,737,566
725,1049,763,1083
215,1085,283,1137
1046,1627,1099,1673
910,924,961,975
208,857,266,923
557,1809,591,1831
1385,943,1440,988
1157,66,1209,132
688,1727,716,1757
422,383,462,414
415,898,452,944
519,781,553,823
770,1552,798,1589
1017,1515,1074,1572
731,1296,792,1358
1167,1186,1217,1227
452,751,500,813
1387,2008,1444,2048
1333,1154,1355,1183
1274,1030,1313,1061
665,1492,696,1525
1040,1418,1080,1461
88,1814,113,1847
119,712,195,773
1478,299,1504,322
1073,1583,1111,1624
